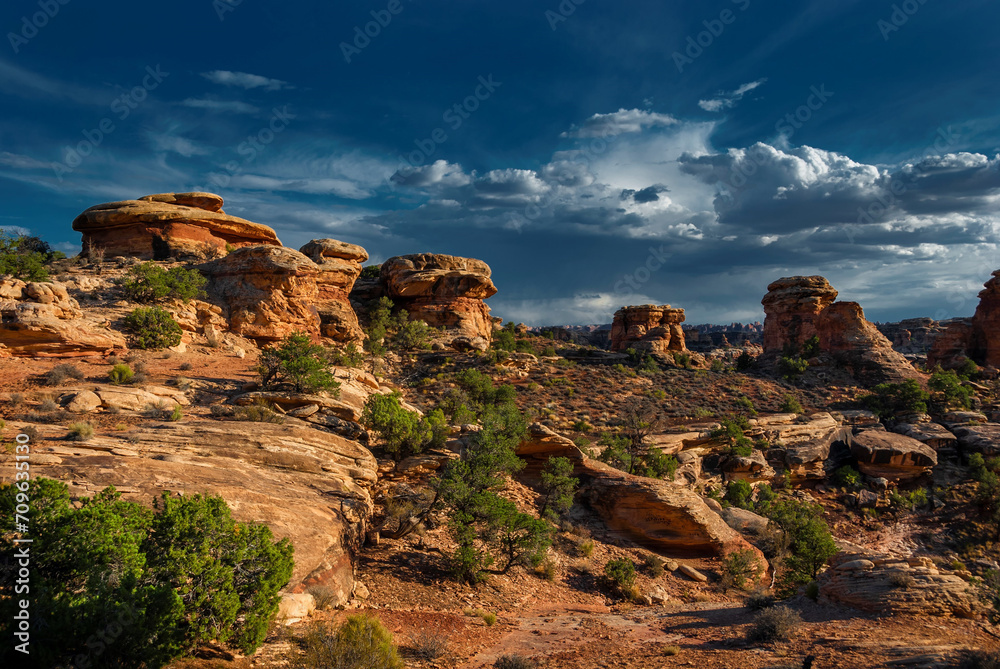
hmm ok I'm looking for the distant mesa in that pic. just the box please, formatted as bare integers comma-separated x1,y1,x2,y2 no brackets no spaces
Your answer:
72,192,281,261
379,253,497,342
762,275,919,385
610,304,687,354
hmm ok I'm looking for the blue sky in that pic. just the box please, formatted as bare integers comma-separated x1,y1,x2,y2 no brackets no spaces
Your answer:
2,0,999,325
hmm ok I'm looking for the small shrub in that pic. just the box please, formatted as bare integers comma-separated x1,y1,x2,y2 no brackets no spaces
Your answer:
535,560,557,581
124,306,183,349
494,654,537,669
745,606,802,643
579,540,595,557
779,394,803,414
832,465,862,488
67,422,94,441
108,363,134,385
329,342,365,368
39,398,59,412
644,554,665,578
888,571,915,589
481,611,498,627
179,362,193,371
296,614,402,669
745,589,776,610
663,645,682,656
9,392,24,406
361,391,432,460
722,548,762,591
258,331,340,394
410,630,449,661
121,262,207,303
862,379,929,418
235,402,285,424
777,355,808,381
604,558,637,593
169,404,183,422
306,585,339,611
210,404,235,417
44,363,84,386
804,580,820,601
359,264,381,280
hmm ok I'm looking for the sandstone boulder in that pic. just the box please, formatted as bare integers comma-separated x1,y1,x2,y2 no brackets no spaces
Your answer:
73,193,281,260
517,424,764,559
25,419,377,601
949,423,1000,456
849,430,937,481
299,239,368,342
892,422,959,454
609,305,687,354
0,278,125,357
200,246,322,343
379,253,496,341
751,413,851,482
820,548,979,618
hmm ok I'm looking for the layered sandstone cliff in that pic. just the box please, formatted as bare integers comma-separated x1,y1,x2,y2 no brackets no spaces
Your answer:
609,305,687,354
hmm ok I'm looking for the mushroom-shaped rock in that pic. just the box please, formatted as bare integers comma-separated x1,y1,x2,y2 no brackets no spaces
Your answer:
200,246,321,343
299,239,368,342
850,430,937,481
379,253,497,340
72,192,281,260
610,305,687,354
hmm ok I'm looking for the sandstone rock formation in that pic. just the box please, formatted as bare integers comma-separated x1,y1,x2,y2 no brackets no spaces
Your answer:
849,430,938,481
748,413,852,482
379,254,496,342
761,276,838,353
517,424,764,560
761,276,918,384
609,305,687,354
200,246,321,343
929,270,1000,369
820,547,979,618
891,421,959,455
0,278,125,357
24,420,377,603
73,192,281,260
299,239,368,342
876,317,946,356
814,301,922,385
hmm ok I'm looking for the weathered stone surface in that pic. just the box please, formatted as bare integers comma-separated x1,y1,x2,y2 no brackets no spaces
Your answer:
277,593,316,622
0,279,125,357
200,246,322,343
73,193,281,260
720,450,774,483
949,423,1000,456
609,305,687,354
850,430,937,481
720,506,769,536
815,301,921,385
24,419,376,600
761,276,838,353
678,564,708,582
299,239,368,342
892,422,959,453
164,298,227,334
93,385,190,411
517,424,763,559
820,547,979,618
751,413,850,482
380,254,496,341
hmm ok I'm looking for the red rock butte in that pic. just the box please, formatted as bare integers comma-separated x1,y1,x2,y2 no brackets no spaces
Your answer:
930,269,1000,369
762,275,918,385
72,192,282,260
609,305,687,353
